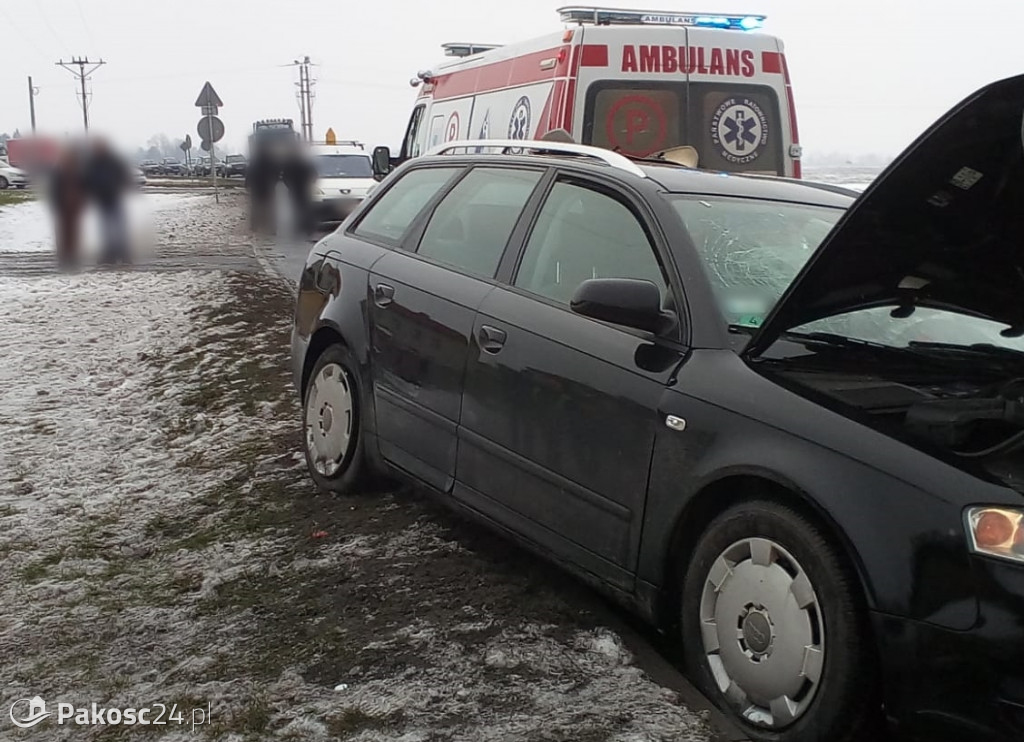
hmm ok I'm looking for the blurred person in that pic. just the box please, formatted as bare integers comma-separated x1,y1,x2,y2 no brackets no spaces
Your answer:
48,145,87,270
281,143,318,237
246,143,280,233
84,138,132,265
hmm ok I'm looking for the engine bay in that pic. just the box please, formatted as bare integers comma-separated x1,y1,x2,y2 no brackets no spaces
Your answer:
780,370,1024,460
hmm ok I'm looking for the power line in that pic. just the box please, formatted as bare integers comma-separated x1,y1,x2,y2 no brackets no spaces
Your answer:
56,57,106,133
73,0,97,49
36,2,69,50
0,5,50,62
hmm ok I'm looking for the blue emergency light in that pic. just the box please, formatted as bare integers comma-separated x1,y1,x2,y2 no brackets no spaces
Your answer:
557,6,766,31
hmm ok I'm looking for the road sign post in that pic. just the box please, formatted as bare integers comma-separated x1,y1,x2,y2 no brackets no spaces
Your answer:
195,81,224,202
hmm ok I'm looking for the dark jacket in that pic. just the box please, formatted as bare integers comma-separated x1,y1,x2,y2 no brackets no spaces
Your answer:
84,150,129,210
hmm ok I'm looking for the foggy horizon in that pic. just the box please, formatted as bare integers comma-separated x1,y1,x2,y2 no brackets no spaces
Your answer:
2,0,1023,160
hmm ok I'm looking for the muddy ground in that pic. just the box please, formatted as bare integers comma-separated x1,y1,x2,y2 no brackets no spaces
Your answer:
0,192,721,741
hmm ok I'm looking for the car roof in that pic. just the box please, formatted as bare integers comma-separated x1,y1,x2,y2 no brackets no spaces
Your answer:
638,163,857,207
410,153,856,208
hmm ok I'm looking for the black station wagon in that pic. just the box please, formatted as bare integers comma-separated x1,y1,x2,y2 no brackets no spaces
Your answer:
292,75,1024,742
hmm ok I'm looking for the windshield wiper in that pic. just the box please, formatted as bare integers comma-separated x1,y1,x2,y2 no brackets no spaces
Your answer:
780,330,913,354
907,341,1024,362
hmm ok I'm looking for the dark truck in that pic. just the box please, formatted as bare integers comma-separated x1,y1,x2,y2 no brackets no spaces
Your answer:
248,118,299,156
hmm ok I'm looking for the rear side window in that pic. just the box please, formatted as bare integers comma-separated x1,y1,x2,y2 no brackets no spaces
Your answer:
515,181,667,305
417,167,543,279
353,167,459,245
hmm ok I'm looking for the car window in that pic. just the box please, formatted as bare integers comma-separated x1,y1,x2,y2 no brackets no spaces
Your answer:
417,168,543,279
671,196,842,328
402,104,426,160
314,155,372,178
353,167,460,245
515,181,668,305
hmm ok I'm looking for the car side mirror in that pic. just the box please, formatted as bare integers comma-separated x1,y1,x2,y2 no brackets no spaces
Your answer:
372,146,392,180
570,278,674,334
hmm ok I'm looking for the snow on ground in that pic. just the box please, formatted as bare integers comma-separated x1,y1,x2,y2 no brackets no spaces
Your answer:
0,257,713,740
0,192,209,257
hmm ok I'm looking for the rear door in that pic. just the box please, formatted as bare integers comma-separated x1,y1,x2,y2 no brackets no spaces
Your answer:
456,171,687,588
365,164,546,492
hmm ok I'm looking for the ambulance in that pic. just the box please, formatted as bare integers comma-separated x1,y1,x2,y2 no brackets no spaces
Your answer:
395,6,802,177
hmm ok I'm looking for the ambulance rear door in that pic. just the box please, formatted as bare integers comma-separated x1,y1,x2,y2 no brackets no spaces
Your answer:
575,25,692,159
685,27,793,176
574,23,796,176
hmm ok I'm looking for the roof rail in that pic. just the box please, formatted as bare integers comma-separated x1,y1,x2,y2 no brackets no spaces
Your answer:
315,139,364,149
425,140,647,178
441,42,503,58
557,6,765,31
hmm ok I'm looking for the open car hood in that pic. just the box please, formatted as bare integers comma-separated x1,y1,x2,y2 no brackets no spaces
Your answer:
746,74,1024,356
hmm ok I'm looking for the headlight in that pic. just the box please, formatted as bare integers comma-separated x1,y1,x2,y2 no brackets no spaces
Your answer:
965,507,1024,563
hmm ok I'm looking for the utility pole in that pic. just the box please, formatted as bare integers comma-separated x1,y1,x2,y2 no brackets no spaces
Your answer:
292,56,316,142
27,77,38,134
56,57,106,133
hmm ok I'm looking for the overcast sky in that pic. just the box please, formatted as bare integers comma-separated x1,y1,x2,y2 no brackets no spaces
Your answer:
2,0,1022,159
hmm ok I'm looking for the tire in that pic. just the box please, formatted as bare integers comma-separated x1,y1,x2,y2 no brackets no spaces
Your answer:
0,177,9,190
681,500,877,742
302,343,373,494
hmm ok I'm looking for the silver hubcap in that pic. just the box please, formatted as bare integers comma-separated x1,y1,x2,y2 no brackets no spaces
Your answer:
699,537,825,729
305,363,354,477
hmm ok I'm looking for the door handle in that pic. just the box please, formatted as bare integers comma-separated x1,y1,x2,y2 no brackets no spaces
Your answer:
478,324,507,354
373,283,395,307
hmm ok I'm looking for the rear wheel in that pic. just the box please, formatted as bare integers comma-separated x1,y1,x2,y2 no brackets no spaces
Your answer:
681,500,877,742
302,344,374,494
0,176,9,190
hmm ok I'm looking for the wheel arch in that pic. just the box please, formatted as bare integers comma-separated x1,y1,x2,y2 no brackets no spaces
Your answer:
659,471,878,628
301,324,348,404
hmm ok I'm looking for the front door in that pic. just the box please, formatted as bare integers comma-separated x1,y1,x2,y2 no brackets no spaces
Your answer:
456,175,686,587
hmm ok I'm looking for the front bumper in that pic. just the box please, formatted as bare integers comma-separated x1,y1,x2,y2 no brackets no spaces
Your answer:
875,558,1024,741
313,197,363,223
291,323,310,398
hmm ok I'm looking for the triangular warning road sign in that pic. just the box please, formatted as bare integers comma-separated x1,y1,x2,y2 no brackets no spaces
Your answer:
194,81,224,108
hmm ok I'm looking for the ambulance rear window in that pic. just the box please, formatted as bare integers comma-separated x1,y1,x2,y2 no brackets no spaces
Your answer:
582,81,784,175
690,83,783,175
587,86,683,158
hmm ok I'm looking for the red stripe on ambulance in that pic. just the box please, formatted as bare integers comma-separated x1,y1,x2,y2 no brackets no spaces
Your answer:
580,44,609,67
761,51,783,74
432,47,570,100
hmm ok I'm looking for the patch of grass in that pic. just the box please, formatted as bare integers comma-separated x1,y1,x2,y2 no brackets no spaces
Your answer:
0,189,35,207
19,551,64,583
207,694,271,736
328,707,405,735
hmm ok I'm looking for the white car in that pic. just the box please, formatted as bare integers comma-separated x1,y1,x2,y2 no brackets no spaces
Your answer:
0,161,29,189
309,143,377,222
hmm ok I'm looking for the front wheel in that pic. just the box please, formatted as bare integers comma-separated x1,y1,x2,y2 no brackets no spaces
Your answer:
681,500,877,742
302,344,374,494
0,177,9,190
